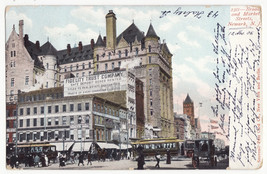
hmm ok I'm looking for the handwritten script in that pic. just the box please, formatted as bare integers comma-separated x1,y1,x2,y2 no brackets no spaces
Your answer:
159,7,219,19
211,6,261,169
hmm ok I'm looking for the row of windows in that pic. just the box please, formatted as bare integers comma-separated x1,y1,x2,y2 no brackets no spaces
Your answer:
93,103,119,117
19,103,90,116
19,93,64,102
63,62,92,72
18,129,90,142
19,115,90,128
104,61,121,71
75,71,92,77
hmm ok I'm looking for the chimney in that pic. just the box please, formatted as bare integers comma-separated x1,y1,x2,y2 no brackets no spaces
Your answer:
24,34,29,46
103,36,106,45
90,39,95,49
36,41,40,50
19,20,24,41
67,44,71,55
78,41,83,52
106,10,117,50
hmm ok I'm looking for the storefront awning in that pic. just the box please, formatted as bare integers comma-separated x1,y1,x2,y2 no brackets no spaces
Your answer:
50,142,75,151
120,144,132,149
72,142,92,152
97,142,119,149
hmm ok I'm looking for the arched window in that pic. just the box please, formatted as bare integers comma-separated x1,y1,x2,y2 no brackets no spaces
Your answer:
82,63,85,69
118,51,121,58
135,48,139,56
125,49,128,57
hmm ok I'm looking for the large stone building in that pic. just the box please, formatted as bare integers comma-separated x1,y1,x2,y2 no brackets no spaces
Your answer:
6,10,174,139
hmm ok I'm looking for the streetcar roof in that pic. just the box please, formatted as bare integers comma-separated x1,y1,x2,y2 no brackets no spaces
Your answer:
17,144,55,148
131,138,184,145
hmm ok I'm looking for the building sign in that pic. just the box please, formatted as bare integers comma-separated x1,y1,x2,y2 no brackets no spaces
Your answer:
64,71,128,97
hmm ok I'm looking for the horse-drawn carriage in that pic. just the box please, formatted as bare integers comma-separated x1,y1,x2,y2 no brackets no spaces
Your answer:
192,139,217,168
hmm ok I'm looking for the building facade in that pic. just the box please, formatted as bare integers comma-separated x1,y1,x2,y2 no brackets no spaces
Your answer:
6,10,174,139
16,87,128,151
6,104,17,144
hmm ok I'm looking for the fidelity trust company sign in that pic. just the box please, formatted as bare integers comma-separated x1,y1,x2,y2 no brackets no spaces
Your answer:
64,71,127,97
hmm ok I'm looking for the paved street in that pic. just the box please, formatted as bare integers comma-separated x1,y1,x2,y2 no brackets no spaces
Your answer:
16,157,228,170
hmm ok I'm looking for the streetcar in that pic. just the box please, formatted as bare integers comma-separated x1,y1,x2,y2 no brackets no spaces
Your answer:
131,138,184,159
17,143,58,163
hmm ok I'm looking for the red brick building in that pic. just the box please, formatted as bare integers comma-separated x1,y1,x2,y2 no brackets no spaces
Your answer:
6,103,17,144
183,94,195,128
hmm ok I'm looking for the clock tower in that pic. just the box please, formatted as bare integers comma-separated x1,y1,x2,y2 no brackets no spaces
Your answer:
183,94,195,128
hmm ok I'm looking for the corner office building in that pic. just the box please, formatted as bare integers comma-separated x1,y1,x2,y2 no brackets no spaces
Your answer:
17,87,128,151
6,9,174,138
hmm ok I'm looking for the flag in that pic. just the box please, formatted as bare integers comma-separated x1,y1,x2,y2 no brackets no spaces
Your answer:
211,125,219,129
210,119,218,124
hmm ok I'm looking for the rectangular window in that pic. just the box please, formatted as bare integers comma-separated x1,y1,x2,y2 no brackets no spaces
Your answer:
47,118,51,126
40,118,44,126
70,130,74,140
86,115,89,124
55,117,59,125
150,90,153,96
19,108,24,115
33,118,37,126
86,129,90,139
112,62,114,70
25,76,29,85
149,56,152,63
85,103,89,110
55,105,59,113
26,119,30,127
70,104,74,111
19,120,23,127
70,116,74,125
62,116,67,125
78,129,82,140
63,105,66,112
34,107,37,114
77,103,82,111
48,106,51,113
78,116,82,124
118,61,121,67
105,63,108,71
11,78,14,87
150,110,153,116
41,106,44,114
150,99,153,106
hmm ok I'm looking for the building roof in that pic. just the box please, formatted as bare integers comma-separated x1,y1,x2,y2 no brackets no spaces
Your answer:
146,23,159,39
57,44,94,65
183,94,193,104
116,23,145,44
95,34,105,47
23,35,45,69
40,41,58,56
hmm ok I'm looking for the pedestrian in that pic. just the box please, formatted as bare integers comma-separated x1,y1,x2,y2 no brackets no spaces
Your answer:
70,152,75,164
155,151,160,168
136,146,145,170
166,150,171,164
10,154,16,169
29,154,34,167
24,154,29,167
87,152,92,165
78,153,84,166
41,155,46,167
44,155,49,166
34,154,40,167
127,151,130,160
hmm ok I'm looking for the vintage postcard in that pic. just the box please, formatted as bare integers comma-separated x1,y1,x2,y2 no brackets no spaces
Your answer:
4,5,262,170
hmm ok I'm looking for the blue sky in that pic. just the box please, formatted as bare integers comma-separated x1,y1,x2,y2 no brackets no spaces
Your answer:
6,6,230,132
